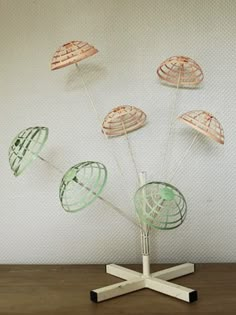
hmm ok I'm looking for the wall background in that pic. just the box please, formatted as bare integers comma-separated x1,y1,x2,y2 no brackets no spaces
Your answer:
0,0,235,263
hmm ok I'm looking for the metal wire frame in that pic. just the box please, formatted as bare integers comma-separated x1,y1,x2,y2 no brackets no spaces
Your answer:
9,127,49,176
59,161,107,212
134,182,187,230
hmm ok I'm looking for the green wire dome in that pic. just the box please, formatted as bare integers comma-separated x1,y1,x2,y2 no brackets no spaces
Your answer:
134,182,187,230
59,161,108,212
9,127,49,176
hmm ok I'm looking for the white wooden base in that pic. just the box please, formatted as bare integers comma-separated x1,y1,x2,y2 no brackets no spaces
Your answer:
90,263,197,303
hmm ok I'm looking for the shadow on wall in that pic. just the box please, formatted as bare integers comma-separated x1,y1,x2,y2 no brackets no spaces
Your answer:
176,127,223,156
65,63,107,91
38,146,69,180
159,81,204,90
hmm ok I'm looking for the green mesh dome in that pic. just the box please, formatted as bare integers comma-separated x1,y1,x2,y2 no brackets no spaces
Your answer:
59,161,107,212
134,182,187,230
9,127,49,176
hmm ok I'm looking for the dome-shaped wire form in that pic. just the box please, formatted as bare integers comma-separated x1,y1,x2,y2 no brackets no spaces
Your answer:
102,105,147,137
178,110,224,144
134,182,187,230
157,56,204,87
9,127,49,176
59,161,107,212
51,40,98,70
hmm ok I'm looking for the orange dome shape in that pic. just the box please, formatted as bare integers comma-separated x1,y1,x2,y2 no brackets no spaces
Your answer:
157,56,204,87
178,110,224,144
51,41,98,70
102,105,147,137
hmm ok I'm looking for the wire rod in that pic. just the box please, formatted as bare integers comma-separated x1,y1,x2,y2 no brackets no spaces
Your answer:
38,154,143,231
168,133,199,182
120,116,139,180
160,68,182,180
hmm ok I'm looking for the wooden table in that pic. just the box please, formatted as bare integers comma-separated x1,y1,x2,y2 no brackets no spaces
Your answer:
0,264,235,314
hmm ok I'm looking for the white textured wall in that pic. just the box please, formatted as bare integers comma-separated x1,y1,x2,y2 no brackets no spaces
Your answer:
0,0,235,263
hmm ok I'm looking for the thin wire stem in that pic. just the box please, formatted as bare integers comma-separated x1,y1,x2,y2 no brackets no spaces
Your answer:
76,64,127,179
168,133,199,182
76,64,102,125
38,155,64,174
38,154,142,231
76,63,138,209
138,171,150,234
160,68,182,180
120,117,139,180
169,116,212,182
97,194,143,231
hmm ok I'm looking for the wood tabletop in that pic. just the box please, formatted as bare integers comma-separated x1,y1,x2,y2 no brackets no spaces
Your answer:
0,264,235,314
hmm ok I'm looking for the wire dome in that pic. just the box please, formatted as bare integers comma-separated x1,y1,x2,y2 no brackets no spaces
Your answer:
157,56,204,88
9,127,49,177
51,40,98,70
134,182,187,230
59,161,107,212
178,110,224,144
102,105,147,137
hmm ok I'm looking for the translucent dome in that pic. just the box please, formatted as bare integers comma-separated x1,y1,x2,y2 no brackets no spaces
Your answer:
134,182,187,230
178,110,224,144
59,161,107,212
51,40,98,70
9,127,49,176
157,56,204,88
102,105,147,137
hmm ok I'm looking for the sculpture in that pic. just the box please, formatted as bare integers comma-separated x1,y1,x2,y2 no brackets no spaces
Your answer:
9,45,224,304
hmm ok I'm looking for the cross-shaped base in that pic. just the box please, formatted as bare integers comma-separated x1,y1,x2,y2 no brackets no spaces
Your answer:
90,263,197,303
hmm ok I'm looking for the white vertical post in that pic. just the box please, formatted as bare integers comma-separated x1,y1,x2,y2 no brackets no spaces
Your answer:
138,171,150,277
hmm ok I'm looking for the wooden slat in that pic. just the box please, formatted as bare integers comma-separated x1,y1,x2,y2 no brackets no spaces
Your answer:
178,110,224,144
102,105,147,137
51,41,98,70
157,56,204,87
